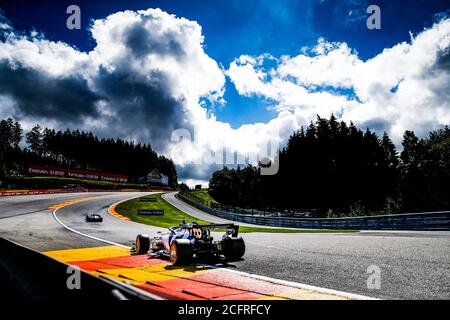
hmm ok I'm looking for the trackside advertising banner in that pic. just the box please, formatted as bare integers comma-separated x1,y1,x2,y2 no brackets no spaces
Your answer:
27,165,128,183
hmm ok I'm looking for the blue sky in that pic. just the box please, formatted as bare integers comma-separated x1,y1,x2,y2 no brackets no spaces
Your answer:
2,0,448,128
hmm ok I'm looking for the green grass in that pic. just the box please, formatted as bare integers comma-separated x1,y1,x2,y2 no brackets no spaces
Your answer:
188,189,219,206
116,194,357,233
116,193,213,228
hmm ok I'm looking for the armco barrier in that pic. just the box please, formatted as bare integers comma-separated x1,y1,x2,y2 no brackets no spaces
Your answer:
0,237,160,300
0,189,87,197
0,188,164,197
177,193,450,231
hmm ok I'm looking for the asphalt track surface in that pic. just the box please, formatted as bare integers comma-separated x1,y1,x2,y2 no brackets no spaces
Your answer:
0,192,449,300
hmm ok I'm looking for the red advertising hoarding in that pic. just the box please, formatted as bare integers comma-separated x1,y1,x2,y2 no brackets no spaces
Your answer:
27,165,128,183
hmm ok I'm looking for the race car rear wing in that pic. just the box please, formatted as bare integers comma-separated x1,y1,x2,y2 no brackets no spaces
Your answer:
179,222,239,236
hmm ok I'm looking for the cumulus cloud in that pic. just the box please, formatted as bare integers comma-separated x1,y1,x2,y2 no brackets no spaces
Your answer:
227,19,450,143
0,8,449,184
0,9,225,153
0,8,285,183
0,60,102,122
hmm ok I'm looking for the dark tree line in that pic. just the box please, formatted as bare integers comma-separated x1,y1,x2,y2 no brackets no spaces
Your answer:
0,118,177,187
209,115,450,216
399,129,450,212
0,118,23,179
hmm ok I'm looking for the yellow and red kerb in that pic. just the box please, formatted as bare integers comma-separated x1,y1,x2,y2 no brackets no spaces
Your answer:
108,203,130,221
48,195,113,210
43,246,348,300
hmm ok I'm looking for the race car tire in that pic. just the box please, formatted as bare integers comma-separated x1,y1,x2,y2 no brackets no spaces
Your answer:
222,236,245,260
170,239,193,265
136,234,150,254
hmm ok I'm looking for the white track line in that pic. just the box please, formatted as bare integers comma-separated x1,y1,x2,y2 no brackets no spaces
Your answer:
51,193,157,248
52,201,131,249
52,193,379,300
196,263,378,300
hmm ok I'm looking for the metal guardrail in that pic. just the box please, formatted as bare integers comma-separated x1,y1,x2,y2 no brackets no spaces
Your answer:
178,193,450,231
0,189,96,196
0,188,166,197
183,191,311,217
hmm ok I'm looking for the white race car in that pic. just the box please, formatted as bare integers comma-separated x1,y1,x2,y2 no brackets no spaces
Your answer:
133,221,245,265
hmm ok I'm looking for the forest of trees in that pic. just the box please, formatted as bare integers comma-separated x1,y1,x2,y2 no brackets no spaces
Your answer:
209,115,450,216
0,118,177,187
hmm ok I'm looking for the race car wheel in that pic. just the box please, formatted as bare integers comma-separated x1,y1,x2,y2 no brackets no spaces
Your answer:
169,239,193,265
222,236,245,260
135,234,150,254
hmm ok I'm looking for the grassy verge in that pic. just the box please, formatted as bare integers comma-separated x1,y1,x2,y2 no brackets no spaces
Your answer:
116,193,212,228
115,194,357,233
188,189,219,206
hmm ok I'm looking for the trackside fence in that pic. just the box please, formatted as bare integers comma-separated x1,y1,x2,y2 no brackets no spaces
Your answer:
0,188,163,197
177,192,450,231
0,189,87,196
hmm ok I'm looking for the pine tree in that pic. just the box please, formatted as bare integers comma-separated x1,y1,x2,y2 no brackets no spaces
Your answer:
26,125,43,155
0,150,6,179
381,132,398,169
12,120,23,149
0,118,13,150
209,115,403,215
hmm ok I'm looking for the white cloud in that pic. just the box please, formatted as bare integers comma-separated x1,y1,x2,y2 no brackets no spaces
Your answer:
90,9,225,103
278,38,360,88
0,8,226,152
227,19,450,144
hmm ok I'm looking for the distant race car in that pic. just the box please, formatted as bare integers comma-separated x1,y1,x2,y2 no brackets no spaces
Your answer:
133,221,245,265
270,212,282,217
85,213,103,222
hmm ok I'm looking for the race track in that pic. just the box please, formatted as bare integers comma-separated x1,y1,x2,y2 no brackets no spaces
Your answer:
1,192,449,299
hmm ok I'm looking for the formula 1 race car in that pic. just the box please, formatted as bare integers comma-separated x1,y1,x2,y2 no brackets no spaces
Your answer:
85,213,103,222
133,221,245,265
